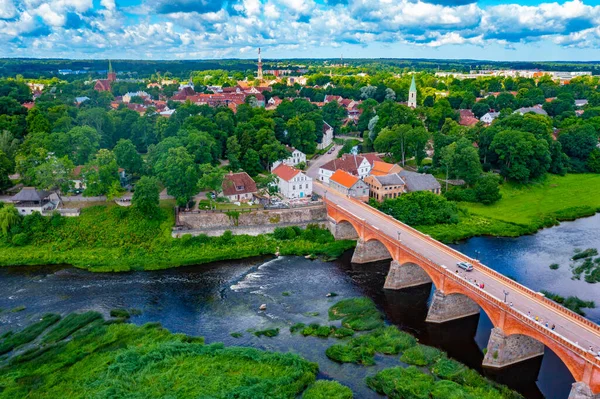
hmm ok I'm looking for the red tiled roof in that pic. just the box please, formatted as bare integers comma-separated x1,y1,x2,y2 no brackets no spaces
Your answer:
222,172,257,196
361,153,383,166
370,161,398,176
272,164,301,182
94,79,111,92
321,154,366,174
330,169,359,189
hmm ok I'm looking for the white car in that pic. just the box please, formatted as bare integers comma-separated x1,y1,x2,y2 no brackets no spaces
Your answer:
457,261,474,272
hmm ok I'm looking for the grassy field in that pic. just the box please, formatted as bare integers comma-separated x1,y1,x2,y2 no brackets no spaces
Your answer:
419,174,600,242
0,204,355,272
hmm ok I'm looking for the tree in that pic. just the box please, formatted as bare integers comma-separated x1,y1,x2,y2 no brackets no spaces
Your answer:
0,204,20,235
0,150,12,191
452,139,482,186
474,173,502,204
33,155,74,193
65,126,101,166
586,149,600,173
472,102,490,118
114,139,144,176
197,164,225,195
491,130,551,183
157,146,198,207
439,143,456,192
242,149,262,177
558,124,598,161
132,176,160,217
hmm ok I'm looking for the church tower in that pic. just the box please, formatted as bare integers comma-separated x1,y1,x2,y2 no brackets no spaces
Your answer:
257,48,263,81
407,75,417,108
107,60,116,82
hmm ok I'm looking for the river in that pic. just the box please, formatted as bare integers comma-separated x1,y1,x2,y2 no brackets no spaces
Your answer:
1,214,599,399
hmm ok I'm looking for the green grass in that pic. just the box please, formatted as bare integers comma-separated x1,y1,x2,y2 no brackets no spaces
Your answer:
328,298,384,331
418,174,600,242
0,314,61,355
400,344,445,367
302,380,353,399
0,205,355,272
0,316,319,399
293,323,355,339
41,312,102,344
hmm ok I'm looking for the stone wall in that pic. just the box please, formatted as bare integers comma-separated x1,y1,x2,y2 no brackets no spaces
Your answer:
174,205,328,237
426,291,480,323
482,327,544,368
384,261,432,290
351,239,392,264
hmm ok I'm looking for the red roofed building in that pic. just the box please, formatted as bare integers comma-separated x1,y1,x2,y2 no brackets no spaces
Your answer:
370,161,402,176
319,153,380,183
272,164,312,199
222,171,257,202
459,109,479,126
94,60,116,92
329,170,369,200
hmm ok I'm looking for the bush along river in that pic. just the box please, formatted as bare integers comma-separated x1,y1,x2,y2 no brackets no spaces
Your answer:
1,214,600,398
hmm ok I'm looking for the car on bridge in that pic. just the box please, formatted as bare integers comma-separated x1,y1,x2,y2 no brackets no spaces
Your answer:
457,261,474,272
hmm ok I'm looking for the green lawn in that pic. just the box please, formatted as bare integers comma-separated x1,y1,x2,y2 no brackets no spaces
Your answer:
418,174,600,243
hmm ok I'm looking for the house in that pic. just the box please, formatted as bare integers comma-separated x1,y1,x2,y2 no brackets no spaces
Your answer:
364,173,406,202
398,170,441,194
272,164,312,199
318,121,334,150
480,112,500,124
459,109,479,126
514,107,548,116
75,96,90,105
222,171,257,202
72,166,126,190
271,146,306,170
370,161,402,176
575,99,589,108
318,154,373,184
10,187,58,215
123,91,151,103
329,170,369,200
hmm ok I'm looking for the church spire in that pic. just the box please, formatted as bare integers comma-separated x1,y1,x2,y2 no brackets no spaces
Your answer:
408,75,417,108
257,48,263,81
107,60,116,82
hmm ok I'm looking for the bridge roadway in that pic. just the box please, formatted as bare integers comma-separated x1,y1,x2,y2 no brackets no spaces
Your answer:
315,182,600,361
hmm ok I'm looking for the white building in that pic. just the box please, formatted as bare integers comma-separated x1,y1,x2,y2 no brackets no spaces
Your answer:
272,164,312,199
318,154,374,184
122,91,151,103
407,75,417,108
318,121,334,151
271,146,306,171
10,187,58,215
480,112,500,124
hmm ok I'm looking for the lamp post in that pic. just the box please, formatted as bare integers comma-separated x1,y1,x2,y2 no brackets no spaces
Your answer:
397,231,401,242
503,290,509,303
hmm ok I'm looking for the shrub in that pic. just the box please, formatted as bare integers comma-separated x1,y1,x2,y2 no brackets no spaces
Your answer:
400,344,444,366
377,191,459,226
11,233,29,246
302,380,353,399
445,187,477,203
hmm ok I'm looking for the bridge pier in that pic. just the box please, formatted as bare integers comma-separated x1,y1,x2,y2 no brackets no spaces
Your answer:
328,220,359,240
351,239,392,264
384,261,432,290
568,382,599,399
425,291,480,323
482,327,544,369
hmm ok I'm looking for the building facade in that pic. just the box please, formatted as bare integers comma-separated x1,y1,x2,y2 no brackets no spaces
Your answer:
364,174,406,202
318,121,334,150
318,154,374,184
329,170,369,200
271,146,306,170
221,172,257,202
272,164,312,199
407,75,417,108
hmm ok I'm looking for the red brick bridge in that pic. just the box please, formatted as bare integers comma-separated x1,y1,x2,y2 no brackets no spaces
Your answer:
322,186,600,399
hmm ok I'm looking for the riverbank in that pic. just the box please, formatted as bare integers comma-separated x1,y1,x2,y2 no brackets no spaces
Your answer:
0,204,355,272
418,174,600,243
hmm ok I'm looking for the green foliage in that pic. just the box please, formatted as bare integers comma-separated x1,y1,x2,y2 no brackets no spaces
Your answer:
254,328,280,338
110,308,131,318
549,263,559,270
0,316,319,399
0,204,21,235
328,297,384,331
572,248,598,260
302,380,353,399
366,366,434,399
0,313,61,355
400,344,444,366
230,332,243,338
11,232,28,246
491,130,551,183
42,312,102,344
326,327,417,365
377,191,459,227
132,176,161,217
541,290,596,315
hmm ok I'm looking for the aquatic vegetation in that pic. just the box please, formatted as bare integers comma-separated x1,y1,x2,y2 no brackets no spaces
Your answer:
302,380,353,399
42,311,102,344
282,291,291,296
549,263,559,270
110,308,131,318
230,332,243,338
400,344,444,367
0,313,61,355
328,297,384,331
0,316,319,399
326,327,417,365
293,323,354,339
572,248,598,260
11,306,26,313
254,328,280,337
541,290,596,315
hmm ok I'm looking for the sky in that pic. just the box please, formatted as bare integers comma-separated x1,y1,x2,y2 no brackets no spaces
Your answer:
1,0,600,61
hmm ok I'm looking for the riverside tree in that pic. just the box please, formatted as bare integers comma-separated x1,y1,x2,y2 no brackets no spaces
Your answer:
132,176,160,217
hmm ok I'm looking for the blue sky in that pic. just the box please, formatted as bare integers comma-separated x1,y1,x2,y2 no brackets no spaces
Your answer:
1,0,600,60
